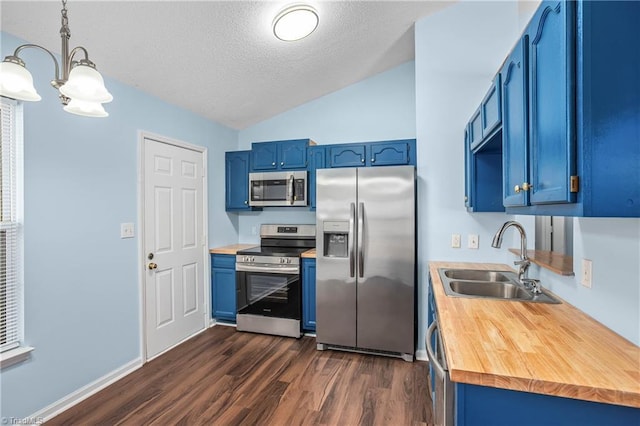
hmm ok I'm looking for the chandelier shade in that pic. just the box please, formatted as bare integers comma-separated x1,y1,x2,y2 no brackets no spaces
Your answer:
63,98,108,117
59,61,113,103
0,59,42,102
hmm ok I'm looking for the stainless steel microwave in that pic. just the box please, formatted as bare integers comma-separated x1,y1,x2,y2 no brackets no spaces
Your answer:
249,171,307,207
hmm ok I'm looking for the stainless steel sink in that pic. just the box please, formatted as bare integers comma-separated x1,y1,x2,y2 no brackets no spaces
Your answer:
443,269,511,282
437,268,560,304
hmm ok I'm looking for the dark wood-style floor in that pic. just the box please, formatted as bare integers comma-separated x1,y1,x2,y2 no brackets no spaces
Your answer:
48,326,432,425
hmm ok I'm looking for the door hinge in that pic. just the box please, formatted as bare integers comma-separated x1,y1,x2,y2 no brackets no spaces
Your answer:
570,175,579,193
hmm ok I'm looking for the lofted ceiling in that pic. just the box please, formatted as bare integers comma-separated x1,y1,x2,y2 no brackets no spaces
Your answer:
1,1,453,129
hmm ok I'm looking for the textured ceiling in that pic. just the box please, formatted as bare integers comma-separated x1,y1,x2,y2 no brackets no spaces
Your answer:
1,1,452,129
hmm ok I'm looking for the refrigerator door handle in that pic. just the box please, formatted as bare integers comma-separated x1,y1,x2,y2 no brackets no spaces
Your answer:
358,202,364,278
349,202,356,277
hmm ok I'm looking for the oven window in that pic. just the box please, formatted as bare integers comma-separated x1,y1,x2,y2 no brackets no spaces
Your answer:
248,274,295,304
237,270,301,319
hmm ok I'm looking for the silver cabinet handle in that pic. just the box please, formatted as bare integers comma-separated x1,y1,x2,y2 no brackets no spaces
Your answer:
349,202,355,278
358,202,364,278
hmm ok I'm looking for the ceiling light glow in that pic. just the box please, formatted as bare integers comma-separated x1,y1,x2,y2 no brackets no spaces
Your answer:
273,5,319,42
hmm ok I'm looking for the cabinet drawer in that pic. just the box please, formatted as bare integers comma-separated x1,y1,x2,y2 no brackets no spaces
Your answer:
211,254,236,269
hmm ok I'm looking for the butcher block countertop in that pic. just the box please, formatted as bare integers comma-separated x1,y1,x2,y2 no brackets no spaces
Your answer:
209,244,256,255
301,249,316,258
429,261,640,408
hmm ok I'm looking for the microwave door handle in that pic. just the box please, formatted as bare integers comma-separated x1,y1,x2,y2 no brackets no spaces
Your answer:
288,175,294,205
349,202,355,278
358,202,364,278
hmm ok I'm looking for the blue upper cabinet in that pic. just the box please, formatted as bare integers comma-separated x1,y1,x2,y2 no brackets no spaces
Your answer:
329,139,416,168
501,37,529,208
368,140,411,166
469,76,502,153
469,108,483,150
307,146,326,211
225,151,253,211
251,142,278,170
251,139,312,171
492,0,640,217
329,143,366,167
527,0,576,206
464,128,473,209
481,75,501,140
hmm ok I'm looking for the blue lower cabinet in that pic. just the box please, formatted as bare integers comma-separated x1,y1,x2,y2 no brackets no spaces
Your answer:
455,383,640,426
302,258,316,332
211,254,236,322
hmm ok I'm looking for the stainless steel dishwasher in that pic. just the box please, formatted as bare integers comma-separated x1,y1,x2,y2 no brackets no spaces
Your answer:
426,321,454,426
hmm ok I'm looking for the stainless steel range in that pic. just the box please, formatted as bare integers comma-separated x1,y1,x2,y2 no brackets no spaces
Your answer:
235,224,315,338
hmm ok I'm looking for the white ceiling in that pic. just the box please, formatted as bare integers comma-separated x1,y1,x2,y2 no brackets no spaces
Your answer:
1,1,453,129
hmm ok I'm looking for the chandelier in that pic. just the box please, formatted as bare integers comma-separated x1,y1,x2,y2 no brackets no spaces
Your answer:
0,0,113,117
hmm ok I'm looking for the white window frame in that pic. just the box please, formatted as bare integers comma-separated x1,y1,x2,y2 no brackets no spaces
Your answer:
0,98,31,369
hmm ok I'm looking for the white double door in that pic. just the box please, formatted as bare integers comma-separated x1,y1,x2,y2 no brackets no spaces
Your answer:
143,135,206,359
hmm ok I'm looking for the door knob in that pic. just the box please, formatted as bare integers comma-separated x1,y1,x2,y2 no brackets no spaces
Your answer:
148,262,158,270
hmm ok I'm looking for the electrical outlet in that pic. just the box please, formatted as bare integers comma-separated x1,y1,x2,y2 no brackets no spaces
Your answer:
581,259,593,288
120,223,134,239
451,234,461,248
468,234,479,249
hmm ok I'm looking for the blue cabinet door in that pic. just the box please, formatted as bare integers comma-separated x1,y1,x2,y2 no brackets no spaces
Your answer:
481,75,502,139
211,254,237,322
456,383,640,426
307,146,326,211
278,139,309,169
501,38,529,208
469,107,483,151
527,0,576,205
251,141,278,171
302,258,316,332
329,144,366,167
368,141,410,166
225,151,252,211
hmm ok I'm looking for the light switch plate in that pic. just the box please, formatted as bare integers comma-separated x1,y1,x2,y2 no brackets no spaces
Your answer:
581,259,592,288
468,234,479,249
121,223,135,239
451,234,461,248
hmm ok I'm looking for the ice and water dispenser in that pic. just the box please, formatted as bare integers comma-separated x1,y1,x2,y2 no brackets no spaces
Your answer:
322,221,349,257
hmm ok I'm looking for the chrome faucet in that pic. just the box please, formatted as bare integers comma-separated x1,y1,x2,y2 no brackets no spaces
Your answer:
491,221,541,294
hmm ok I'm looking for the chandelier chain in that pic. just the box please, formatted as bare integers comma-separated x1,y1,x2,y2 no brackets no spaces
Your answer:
61,0,69,30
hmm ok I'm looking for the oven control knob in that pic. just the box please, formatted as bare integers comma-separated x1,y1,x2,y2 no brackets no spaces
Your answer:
250,256,255,262
287,258,292,264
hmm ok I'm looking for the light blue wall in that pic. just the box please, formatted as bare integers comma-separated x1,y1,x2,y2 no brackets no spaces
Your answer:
415,2,527,353
237,61,417,243
1,32,238,418
416,3,639,347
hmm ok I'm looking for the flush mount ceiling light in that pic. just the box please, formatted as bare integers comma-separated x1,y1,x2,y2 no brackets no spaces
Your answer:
273,4,319,42
0,0,112,117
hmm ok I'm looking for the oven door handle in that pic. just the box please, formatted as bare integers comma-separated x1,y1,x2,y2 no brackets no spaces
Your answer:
349,202,355,278
426,322,447,376
236,264,299,274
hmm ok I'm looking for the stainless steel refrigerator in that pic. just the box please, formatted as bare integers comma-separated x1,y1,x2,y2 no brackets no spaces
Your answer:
315,165,416,361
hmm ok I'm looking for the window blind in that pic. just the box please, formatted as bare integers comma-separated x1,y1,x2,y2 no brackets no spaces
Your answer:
1,99,22,353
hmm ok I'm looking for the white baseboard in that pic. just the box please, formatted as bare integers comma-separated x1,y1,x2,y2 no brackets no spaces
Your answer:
415,349,428,362
31,357,143,422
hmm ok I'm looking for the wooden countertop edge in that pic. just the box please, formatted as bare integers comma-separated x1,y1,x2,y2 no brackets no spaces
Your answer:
429,261,640,409
209,244,257,255
301,249,316,258
449,369,640,408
